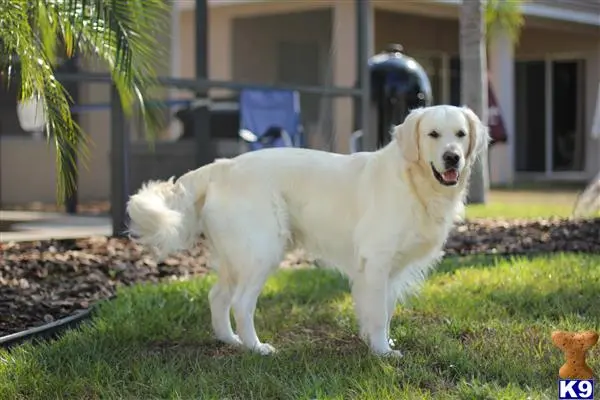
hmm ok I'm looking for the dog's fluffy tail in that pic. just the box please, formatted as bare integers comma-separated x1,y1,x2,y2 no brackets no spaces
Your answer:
126,159,230,258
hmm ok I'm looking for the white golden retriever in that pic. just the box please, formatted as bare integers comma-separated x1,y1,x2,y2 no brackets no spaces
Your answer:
127,105,489,357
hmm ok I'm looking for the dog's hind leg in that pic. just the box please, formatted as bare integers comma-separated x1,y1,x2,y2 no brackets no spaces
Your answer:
203,192,287,355
208,276,241,346
230,217,286,354
231,262,279,355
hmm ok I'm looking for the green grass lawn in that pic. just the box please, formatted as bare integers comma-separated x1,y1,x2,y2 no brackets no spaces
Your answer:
1,253,598,399
465,188,581,219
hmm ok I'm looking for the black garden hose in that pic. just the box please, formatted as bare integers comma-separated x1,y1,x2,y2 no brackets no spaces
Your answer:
0,295,115,350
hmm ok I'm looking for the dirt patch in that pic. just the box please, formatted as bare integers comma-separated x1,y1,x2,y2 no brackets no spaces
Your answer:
445,218,600,256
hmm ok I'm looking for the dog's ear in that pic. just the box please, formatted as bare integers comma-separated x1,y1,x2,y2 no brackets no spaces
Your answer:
394,107,425,163
461,106,490,162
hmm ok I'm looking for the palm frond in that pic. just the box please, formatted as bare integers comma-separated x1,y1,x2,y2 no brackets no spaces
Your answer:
0,0,168,203
1,0,87,201
486,0,525,43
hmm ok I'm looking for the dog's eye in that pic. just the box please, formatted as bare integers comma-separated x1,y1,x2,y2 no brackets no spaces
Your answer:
428,131,440,139
456,130,466,138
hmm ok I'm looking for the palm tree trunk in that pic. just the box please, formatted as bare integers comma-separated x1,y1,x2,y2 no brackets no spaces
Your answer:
460,0,490,204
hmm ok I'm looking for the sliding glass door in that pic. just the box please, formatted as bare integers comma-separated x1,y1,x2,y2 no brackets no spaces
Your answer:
551,60,586,172
515,61,546,172
515,59,586,175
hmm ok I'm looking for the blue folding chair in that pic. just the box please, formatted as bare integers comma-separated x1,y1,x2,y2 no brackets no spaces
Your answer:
238,89,303,152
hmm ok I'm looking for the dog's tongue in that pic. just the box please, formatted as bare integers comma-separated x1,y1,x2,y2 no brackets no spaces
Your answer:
442,169,458,182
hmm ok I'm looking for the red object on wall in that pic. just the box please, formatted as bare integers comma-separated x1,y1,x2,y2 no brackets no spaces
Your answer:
488,84,507,145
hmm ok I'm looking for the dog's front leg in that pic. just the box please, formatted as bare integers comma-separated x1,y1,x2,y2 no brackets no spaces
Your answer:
351,261,402,357
386,283,399,349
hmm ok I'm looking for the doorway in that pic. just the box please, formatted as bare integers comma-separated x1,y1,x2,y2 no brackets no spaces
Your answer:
515,58,586,175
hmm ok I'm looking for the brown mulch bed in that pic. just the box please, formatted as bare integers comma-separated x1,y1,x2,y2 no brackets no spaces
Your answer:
1,218,599,337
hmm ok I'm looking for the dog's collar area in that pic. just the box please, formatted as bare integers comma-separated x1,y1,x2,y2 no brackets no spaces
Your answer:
430,163,459,186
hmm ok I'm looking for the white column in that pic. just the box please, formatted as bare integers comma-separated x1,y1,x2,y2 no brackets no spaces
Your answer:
331,0,374,154
488,26,515,185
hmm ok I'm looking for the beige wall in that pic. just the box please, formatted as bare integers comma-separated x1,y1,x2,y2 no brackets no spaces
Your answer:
517,25,599,56
179,11,196,80
0,138,58,204
230,10,332,84
375,10,459,55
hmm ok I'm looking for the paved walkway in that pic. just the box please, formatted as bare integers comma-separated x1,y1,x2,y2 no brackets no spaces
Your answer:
0,210,111,242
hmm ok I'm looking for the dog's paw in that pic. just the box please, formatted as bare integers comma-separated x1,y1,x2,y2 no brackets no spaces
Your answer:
254,343,277,356
381,349,403,358
219,334,243,347
372,347,403,358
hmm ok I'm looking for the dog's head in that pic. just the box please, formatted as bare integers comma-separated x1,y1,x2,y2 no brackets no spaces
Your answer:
394,105,490,187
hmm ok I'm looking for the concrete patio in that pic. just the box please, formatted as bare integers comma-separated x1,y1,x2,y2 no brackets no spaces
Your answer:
0,210,111,242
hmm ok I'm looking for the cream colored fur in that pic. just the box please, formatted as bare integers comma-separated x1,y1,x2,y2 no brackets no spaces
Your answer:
127,105,489,357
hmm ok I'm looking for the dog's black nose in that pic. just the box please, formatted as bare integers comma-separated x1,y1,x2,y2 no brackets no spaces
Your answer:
443,151,460,168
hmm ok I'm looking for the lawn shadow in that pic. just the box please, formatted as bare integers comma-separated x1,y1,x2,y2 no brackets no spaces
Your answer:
64,267,352,351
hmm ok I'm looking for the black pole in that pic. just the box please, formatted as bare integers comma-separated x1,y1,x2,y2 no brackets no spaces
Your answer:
377,93,386,149
110,85,130,237
194,0,213,166
58,56,79,214
356,0,372,151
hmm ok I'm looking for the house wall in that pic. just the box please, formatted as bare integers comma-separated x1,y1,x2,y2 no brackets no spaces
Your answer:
375,10,459,55
0,137,58,204
2,3,598,205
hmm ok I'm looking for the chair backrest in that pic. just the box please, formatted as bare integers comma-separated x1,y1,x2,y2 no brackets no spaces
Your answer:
239,89,302,151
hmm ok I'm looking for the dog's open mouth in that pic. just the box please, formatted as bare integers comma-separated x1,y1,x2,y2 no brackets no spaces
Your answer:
431,163,459,186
